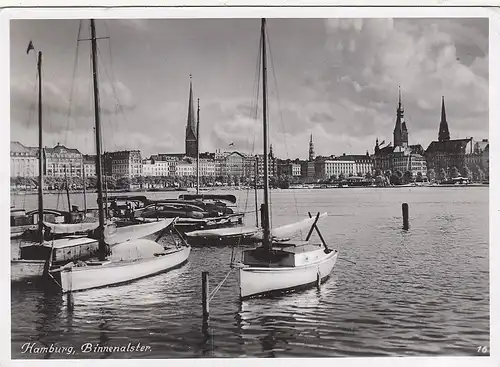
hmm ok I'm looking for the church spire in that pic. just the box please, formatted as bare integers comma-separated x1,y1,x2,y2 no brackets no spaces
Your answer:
185,74,198,157
393,86,403,147
308,134,315,161
438,95,450,142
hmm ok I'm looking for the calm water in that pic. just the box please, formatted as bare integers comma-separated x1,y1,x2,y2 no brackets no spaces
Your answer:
10,187,490,358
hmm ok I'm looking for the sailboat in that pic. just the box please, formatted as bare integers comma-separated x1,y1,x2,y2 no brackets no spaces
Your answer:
234,19,339,299
47,19,190,293
11,46,102,282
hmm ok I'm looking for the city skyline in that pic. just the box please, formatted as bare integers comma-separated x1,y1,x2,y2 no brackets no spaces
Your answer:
10,18,488,159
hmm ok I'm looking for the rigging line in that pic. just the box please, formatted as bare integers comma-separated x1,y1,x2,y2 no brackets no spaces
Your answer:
95,44,118,152
63,19,83,146
266,27,302,235
242,27,263,221
208,267,234,302
96,42,134,150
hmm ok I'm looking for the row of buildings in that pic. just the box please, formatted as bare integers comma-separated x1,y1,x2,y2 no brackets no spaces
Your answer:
9,140,375,182
371,90,489,180
11,79,489,183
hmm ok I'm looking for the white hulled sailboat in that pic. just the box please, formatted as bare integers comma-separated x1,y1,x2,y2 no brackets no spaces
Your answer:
236,19,338,299
49,19,190,293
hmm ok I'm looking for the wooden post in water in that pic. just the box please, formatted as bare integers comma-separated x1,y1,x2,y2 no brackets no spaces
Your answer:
202,271,209,320
66,292,74,311
402,203,409,230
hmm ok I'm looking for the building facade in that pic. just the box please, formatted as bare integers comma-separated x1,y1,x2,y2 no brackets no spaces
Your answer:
277,160,301,177
82,154,96,177
45,143,83,178
10,141,39,178
315,159,356,180
104,150,143,178
425,96,477,176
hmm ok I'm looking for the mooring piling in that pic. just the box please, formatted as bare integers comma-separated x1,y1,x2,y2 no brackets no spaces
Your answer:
66,292,74,311
402,203,409,230
202,271,209,319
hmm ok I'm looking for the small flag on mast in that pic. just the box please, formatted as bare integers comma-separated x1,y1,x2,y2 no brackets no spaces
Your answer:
26,40,34,54
228,143,234,147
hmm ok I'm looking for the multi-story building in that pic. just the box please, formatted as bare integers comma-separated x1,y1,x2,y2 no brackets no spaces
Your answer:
82,154,96,177
45,143,83,177
277,159,301,177
142,159,155,176
425,96,476,176
372,88,428,178
391,147,427,177
104,150,142,178
336,153,374,176
10,141,39,178
194,158,216,177
315,159,355,180
252,148,277,178
176,160,194,176
482,144,489,176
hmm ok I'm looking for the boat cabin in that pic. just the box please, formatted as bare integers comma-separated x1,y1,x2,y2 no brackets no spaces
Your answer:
242,242,327,268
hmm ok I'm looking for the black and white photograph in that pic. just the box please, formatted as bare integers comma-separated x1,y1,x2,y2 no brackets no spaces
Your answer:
2,4,496,365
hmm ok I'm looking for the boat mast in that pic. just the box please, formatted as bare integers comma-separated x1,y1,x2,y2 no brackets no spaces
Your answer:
254,155,259,227
90,19,106,260
261,18,271,251
65,165,71,211
82,163,87,214
196,98,200,195
37,50,44,243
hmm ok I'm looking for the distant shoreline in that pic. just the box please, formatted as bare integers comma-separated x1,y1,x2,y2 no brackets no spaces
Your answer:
10,183,489,195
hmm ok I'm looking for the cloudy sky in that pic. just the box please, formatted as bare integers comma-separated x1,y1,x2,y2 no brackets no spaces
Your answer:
10,18,488,160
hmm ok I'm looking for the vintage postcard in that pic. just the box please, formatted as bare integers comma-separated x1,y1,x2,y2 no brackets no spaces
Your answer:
1,3,496,367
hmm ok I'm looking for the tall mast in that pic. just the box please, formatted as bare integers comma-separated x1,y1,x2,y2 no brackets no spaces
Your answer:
90,19,106,259
254,155,259,227
261,18,271,251
196,98,200,194
37,51,44,243
82,162,87,214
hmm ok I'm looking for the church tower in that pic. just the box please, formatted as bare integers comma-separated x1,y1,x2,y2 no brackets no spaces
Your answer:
393,86,408,148
185,75,198,157
438,96,451,142
374,138,380,155
308,134,315,161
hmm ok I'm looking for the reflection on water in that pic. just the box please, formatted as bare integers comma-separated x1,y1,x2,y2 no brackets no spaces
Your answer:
11,188,489,358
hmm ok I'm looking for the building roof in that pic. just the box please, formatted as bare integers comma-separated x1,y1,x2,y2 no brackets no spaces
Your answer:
375,145,395,157
82,154,96,164
426,138,471,155
409,144,425,155
10,141,38,156
45,143,82,155
336,154,372,161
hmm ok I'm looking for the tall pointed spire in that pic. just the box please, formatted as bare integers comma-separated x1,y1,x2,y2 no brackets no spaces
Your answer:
393,86,403,147
438,95,450,142
185,74,198,157
308,133,315,161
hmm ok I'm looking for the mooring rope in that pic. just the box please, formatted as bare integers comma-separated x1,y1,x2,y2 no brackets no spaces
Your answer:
208,267,235,303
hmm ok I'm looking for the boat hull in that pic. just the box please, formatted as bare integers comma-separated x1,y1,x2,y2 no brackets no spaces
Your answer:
239,249,338,299
56,245,190,293
11,260,46,282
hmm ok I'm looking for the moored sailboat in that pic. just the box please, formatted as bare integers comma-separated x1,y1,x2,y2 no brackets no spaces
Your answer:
235,19,338,299
48,19,190,293
11,45,102,282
